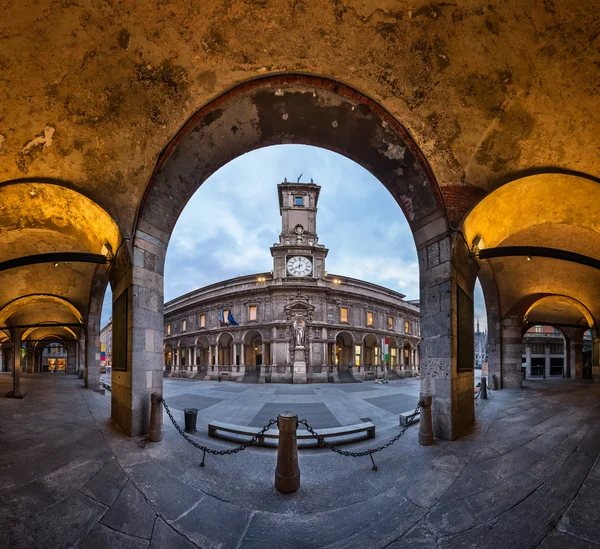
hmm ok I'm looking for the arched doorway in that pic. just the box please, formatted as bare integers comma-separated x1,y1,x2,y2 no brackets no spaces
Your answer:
164,344,173,374
196,336,210,375
243,330,263,371
125,73,461,438
334,331,354,369
402,341,412,369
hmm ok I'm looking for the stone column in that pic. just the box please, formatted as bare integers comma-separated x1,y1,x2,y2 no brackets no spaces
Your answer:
545,341,551,378
215,344,220,367
85,312,102,391
419,234,476,440
323,342,328,368
571,339,583,379
525,343,531,379
333,343,337,367
78,335,86,377
192,345,198,372
500,315,523,388
26,346,35,374
240,343,245,366
66,341,77,375
6,332,24,397
563,342,569,378
592,337,600,383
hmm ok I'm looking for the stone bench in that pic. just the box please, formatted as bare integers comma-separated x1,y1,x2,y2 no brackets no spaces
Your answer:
208,420,376,448
399,409,420,427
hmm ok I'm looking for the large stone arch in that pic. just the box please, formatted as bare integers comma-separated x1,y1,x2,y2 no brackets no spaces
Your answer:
116,73,467,438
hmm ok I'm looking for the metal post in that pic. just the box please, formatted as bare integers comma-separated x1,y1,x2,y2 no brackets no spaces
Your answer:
148,392,163,442
418,394,433,446
275,411,300,493
481,376,488,399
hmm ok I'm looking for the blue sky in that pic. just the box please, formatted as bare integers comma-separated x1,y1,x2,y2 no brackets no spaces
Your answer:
101,145,486,330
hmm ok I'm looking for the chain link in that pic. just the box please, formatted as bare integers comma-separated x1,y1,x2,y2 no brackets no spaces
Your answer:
161,398,277,466
298,400,421,466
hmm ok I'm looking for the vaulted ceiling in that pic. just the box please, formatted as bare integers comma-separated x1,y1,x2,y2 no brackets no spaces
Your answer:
0,0,598,334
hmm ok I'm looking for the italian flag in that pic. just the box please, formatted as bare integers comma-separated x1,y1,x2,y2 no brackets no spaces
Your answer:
382,338,389,363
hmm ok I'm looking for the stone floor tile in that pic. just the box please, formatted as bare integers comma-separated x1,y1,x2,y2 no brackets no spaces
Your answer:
0,479,57,520
0,520,39,549
101,481,157,539
39,457,104,499
149,518,199,549
538,530,599,549
81,523,149,549
27,491,107,549
126,460,202,520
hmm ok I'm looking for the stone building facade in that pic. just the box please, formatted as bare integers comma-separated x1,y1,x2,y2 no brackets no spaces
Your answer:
164,180,421,383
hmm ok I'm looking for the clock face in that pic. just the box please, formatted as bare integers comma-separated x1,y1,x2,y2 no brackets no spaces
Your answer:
286,256,313,277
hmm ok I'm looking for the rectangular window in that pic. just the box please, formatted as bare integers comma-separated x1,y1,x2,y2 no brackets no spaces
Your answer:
404,320,410,334
249,305,257,321
223,309,229,324
388,316,394,330
355,345,361,366
199,314,205,328
295,196,303,206
367,311,374,326
167,324,171,336
534,325,542,333
181,319,187,332
340,307,348,323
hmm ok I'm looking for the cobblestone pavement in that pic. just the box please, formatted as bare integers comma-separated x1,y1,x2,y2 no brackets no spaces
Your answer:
1,373,599,548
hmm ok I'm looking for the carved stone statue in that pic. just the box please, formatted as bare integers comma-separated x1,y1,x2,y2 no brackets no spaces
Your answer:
293,317,305,347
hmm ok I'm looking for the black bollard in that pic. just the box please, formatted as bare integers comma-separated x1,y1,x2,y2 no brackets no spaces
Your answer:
275,412,300,493
184,408,198,433
481,377,488,399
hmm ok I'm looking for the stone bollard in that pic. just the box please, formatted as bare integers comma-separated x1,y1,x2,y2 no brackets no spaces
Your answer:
275,411,300,494
148,392,163,442
481,376,488,399
418,394,434,446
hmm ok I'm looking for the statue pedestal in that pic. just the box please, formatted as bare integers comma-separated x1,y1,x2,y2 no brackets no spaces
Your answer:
293,346,307,384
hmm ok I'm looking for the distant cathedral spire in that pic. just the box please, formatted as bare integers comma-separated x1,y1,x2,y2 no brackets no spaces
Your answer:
477,318,480,333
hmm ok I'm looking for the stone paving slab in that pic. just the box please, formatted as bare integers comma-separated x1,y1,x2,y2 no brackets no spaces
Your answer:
2,375,600,548
363,393,419,415
249,402,341,428
166,393,224,412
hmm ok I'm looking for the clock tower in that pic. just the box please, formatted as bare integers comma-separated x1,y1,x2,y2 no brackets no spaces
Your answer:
271,179,328,280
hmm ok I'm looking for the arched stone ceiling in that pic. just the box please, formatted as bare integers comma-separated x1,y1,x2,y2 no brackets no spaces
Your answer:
463,174,600,250
0,263,99,325
464,174,600,326
0,1,598,236
524,296,594,328
0,295,83,328
26,327,79,343
0,183,121,262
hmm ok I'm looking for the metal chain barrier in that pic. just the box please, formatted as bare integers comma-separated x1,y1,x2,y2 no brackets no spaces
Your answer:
299,400,422,471
161,398,277,467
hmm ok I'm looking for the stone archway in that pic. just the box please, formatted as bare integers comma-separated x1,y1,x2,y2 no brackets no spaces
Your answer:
124,73,464,438
334,331,354,368
243,329,263,371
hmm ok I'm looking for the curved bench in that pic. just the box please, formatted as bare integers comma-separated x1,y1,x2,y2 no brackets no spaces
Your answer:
207,421,375,448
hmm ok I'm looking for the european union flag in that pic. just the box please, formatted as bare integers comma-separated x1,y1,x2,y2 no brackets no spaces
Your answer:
227,310,239,326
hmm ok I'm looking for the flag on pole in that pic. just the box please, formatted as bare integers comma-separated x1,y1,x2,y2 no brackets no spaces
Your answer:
382,338,389,364
227,310,239,326
217,309,224,326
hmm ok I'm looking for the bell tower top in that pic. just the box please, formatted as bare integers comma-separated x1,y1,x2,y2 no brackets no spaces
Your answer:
271,179,328,279
277,179,321,240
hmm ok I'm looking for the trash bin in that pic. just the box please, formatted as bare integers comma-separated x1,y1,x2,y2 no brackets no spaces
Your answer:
184,408,198,433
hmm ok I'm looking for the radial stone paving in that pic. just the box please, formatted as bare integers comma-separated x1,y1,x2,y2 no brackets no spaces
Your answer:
1,373,600,548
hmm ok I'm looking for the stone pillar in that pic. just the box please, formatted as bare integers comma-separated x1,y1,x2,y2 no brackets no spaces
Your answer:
110,229,166,437
192,345,198,372
419,234,477,440
6,332,25,398
525,343,531,379
545,341,551,378
215,344,220,367
208,345,213,369
240,343,245,366
333,343,337,367
262,342,266,366
592,337,600,383
85,313,102,391
26,346,35,374
500,315,523,389
563,342,569,378
66,341,77,375
571,339,583,379
5,344,13,373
